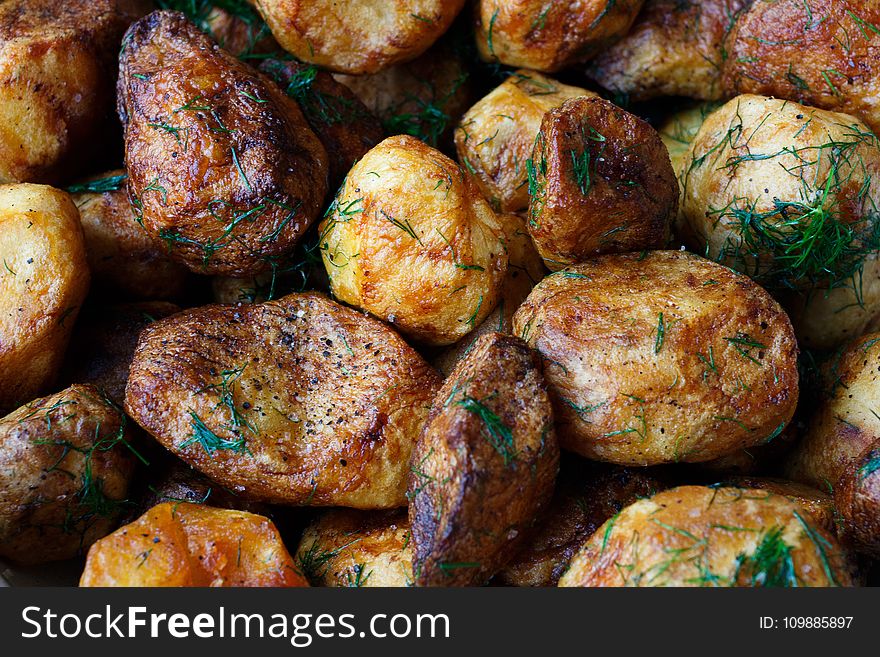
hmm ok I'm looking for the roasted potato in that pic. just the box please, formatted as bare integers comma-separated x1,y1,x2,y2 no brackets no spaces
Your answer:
512,251,799,465
408,332,559,586
125,292,441,508
455,71,594,213
558,486,853,587
118,10,328,276
70,170,190,300
0,384,139,564
296,509,412,587
659,102,721,180
527,96,677,269
587,0,751,101
0,183,90,412
722,0,880,134
680,95,880,292
474,0,644,72
499,459,664,587
156,0,277,57
61,302,181,405
319,135,508,346
0,0,148,184
80,502,307,586
254,0,466,74
211,272,275,305
835,441,880,557
721,477,837,533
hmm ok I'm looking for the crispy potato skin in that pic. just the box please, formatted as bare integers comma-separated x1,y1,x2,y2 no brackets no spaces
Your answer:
0,384,137,564
254,0,466,74
474,0,644,72
835,441,880,557
500,460,663,587
722,477,837,534
528,96,677,268
166,1,278,57
512,251,799,465
125,292,441,508
588,0,750,101
787,333,880,491
455,71,593,213
721,0,880,134
118,11,328,276
0,0,148,184
0,184,90,412
80,502,307,587
408,332,559,586
559,486,853,587
259,59,384,187
62,302,181,405
296,509,412,587
319,135,508,346
71,170,189,300
680,95,880,290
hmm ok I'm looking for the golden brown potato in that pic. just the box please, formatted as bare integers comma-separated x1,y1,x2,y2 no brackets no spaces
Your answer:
211,272,275,305
587,0,751,101
659,102,721,180
680,95,880,292
834,441,880,557
296,509,412,587
125,292,441,508
455,71,594,213
558,486,853,587
527,96,677,269
512,251,799,466
254,0,466,74
499,460,664,587
722,0,880,134
0,0,148,184
62,302,181,405
0,184,90,412
474,0,644,72
80,502,308,586
118,11,328,276
721,477,837,533
787,332,880,492
259,58,385,186
0,384,139,565
408,332,559,586
70,170,190,300
156,0,277,57
319,135,508,346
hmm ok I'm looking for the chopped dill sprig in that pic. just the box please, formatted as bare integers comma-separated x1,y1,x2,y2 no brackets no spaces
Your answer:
456,395,516,465
180,411,250,456
725,333,767,366
733,527,798,587
66,174,128,194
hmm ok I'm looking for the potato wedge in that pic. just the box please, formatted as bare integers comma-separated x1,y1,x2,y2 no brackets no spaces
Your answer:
512,251,799,465
0,183,90,412
118,10,328,276
319,135,508,346
0,384,138,564
408,332,558,586
558,486,853,587
125,292,441,508
835,441,880,557
527,96,677,269
80,502,307,586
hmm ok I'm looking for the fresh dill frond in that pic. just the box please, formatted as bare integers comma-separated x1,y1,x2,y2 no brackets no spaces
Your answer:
66,174,128,194
734,527,798,587
180,411,250,456
456,395,516,465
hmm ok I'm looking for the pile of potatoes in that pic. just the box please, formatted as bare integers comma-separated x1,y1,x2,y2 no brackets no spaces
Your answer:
1,0,879,588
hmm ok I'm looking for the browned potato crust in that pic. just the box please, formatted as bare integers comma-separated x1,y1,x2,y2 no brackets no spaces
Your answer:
71,170,190,300
211,272,274,305
254,0,466,74
0,384,138,564
62,302,181,405
125,292,441,508
512,251,799,465
721,476,836,533
0,184,90,412
296,509,412,587
455,71,594,213
474,0,644,73
499,460,664,587
156,0,278,57
118,11,328,276
319,135,508,346
0,0,148,184
587,0,750,101
408,332,559,586
835,441,880,557
721,0,880,134
528,96,677,269
559,486,853,587
80,502,308,586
